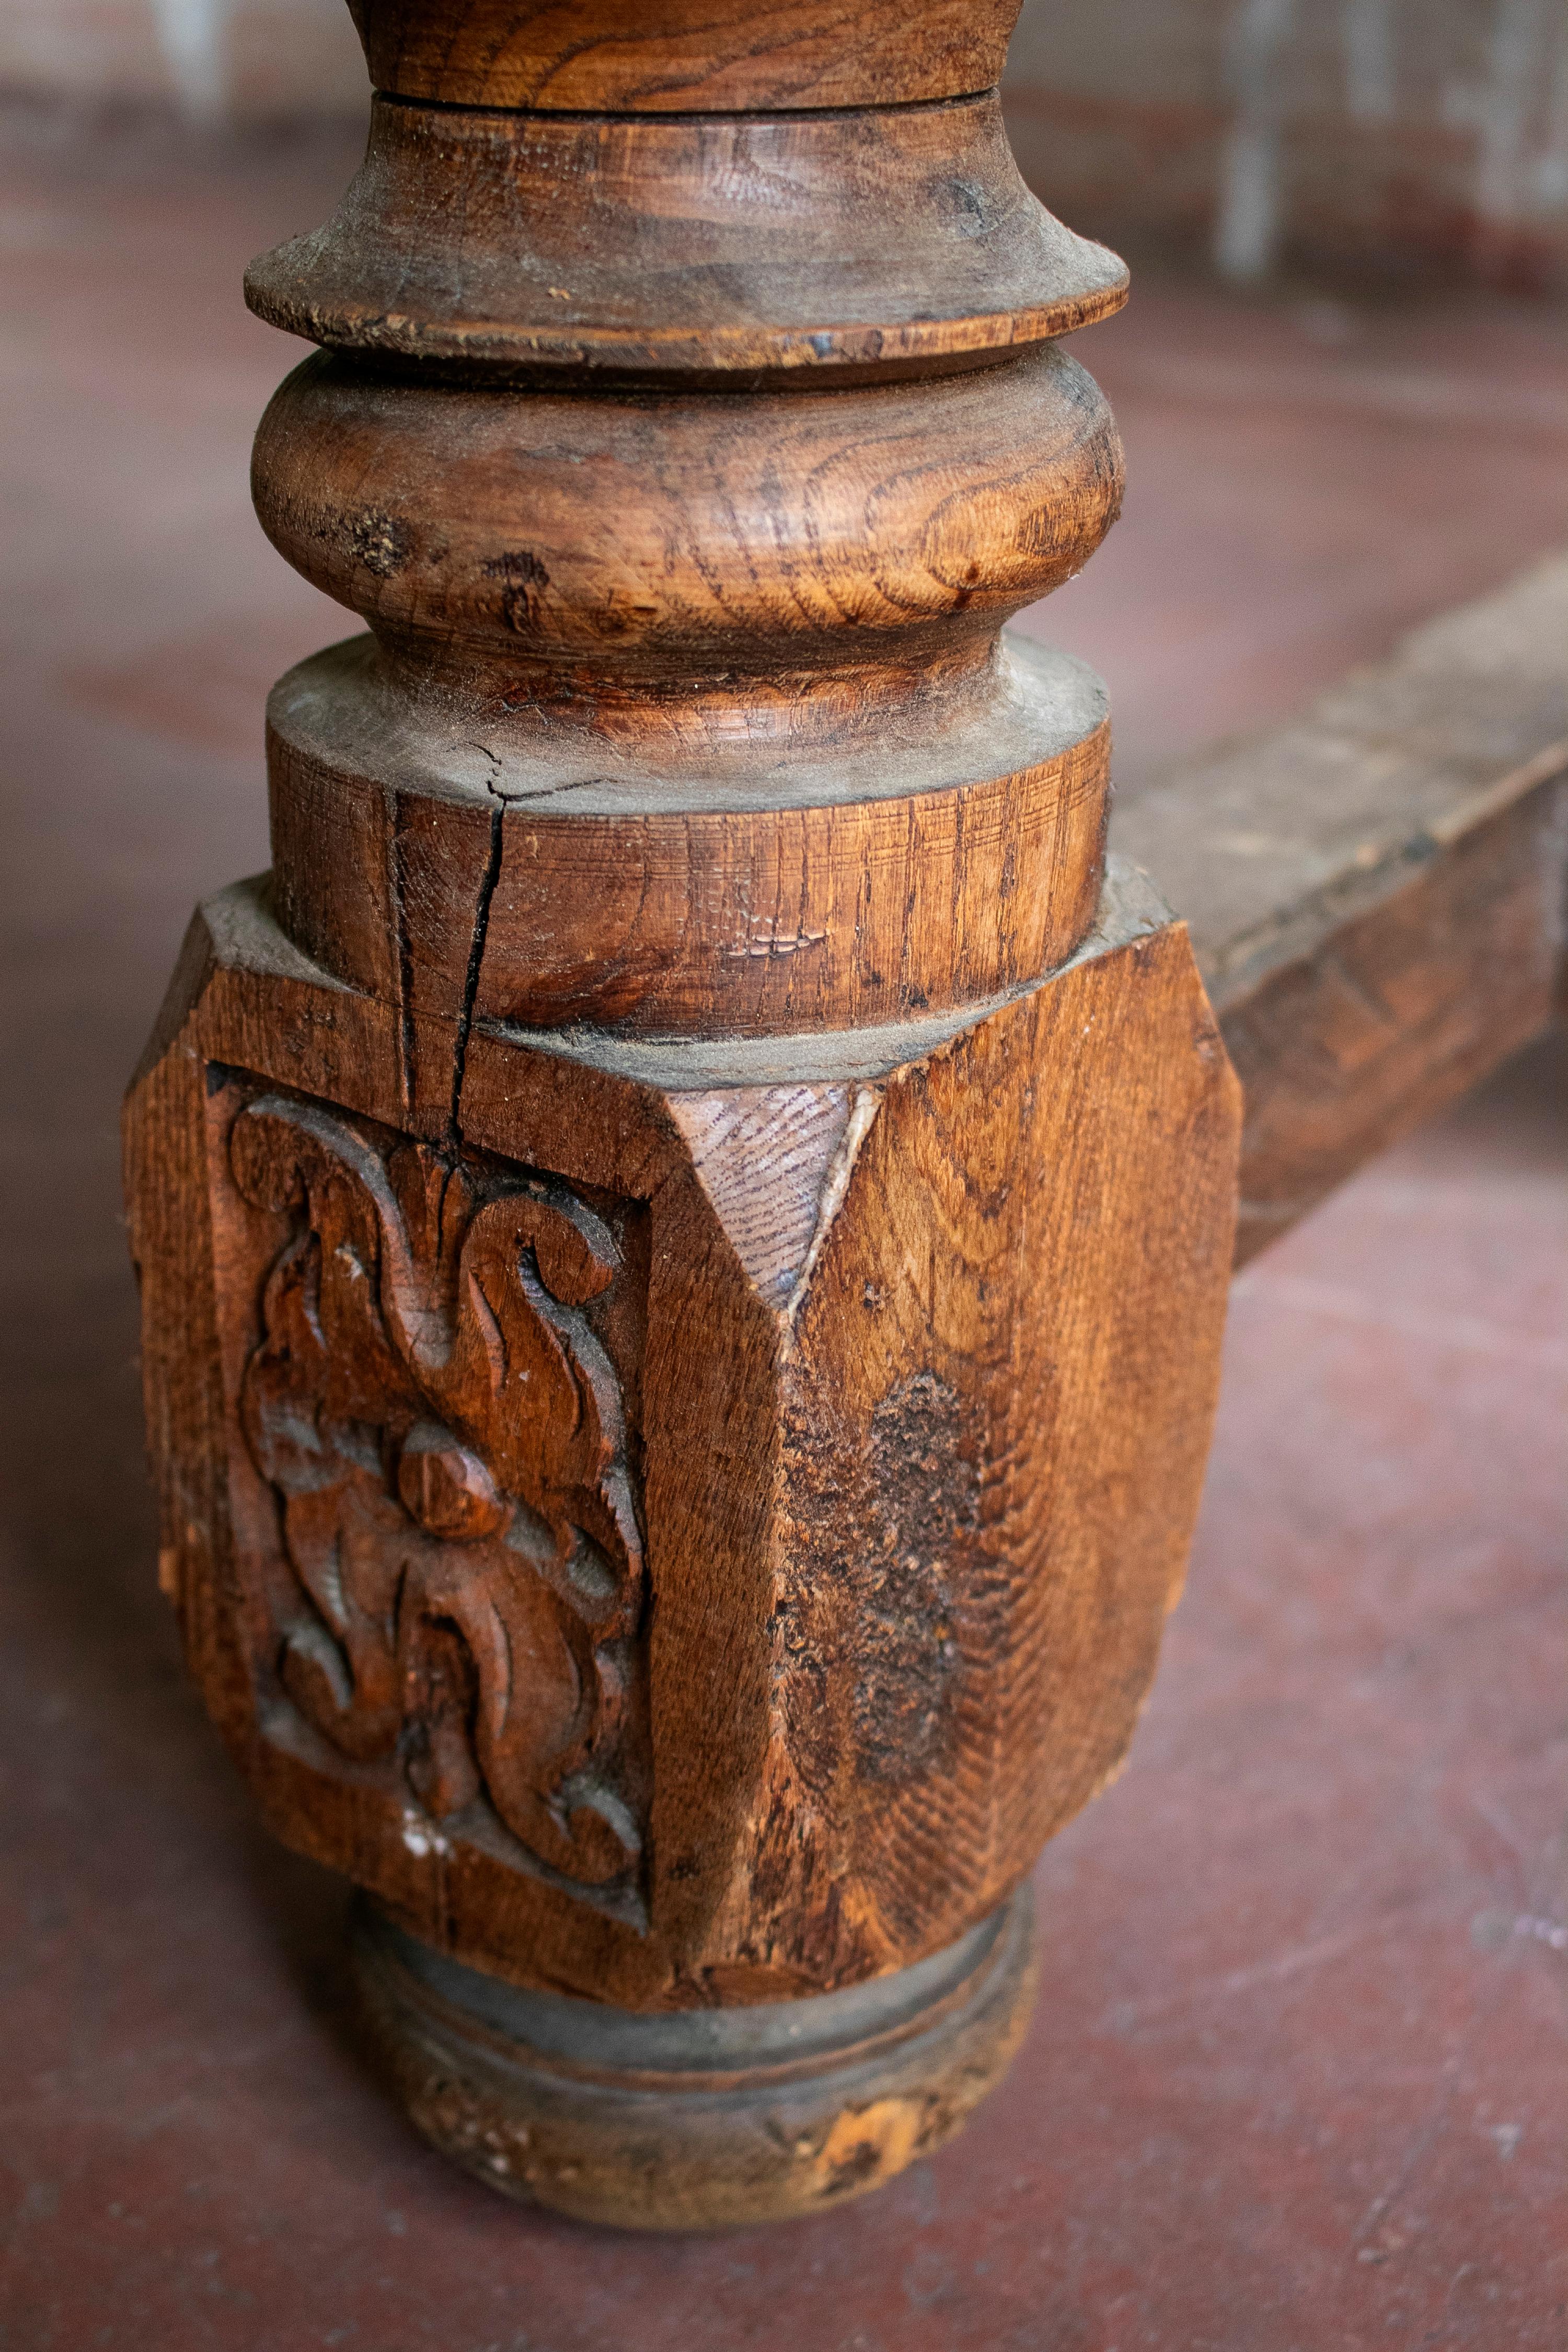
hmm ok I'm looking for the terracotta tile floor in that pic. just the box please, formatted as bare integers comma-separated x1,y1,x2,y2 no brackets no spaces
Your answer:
1,114,1564,2350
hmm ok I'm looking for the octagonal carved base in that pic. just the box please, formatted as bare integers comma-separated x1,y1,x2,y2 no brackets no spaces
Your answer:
125,858,1237,2218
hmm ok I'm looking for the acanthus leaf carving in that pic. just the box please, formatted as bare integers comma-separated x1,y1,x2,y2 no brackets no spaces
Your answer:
227,1086,648,1900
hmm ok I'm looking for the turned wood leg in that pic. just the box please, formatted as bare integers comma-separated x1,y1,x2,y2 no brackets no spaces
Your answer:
123,0,1241,2229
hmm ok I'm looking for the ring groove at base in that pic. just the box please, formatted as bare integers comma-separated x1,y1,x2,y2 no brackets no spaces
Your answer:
349,1887,1039,2231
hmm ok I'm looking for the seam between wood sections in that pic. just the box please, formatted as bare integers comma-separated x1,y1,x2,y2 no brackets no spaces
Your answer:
371,87,1008,127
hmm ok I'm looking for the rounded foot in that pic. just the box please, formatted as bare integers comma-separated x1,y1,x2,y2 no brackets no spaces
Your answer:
349,1889,1037,2231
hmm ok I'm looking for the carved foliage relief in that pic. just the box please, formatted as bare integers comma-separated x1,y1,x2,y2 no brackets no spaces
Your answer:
211,1075,649,1912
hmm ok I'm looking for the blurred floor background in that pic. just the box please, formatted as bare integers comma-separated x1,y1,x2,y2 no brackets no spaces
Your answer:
0,24,1565,2351
3,0,1566,288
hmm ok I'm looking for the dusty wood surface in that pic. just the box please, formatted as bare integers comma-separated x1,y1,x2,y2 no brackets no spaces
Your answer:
245,93,1127,381
125,858,1240,2011
123,0,1247,2228
1116,554,1568,1264
349,1888,1040,2230
255,339,1124,1059
11,101,1564,2321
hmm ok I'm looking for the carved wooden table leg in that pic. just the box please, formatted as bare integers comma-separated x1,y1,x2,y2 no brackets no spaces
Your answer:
123,0,1241,2231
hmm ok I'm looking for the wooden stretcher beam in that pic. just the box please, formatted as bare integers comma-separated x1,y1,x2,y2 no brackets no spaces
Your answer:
1117,556,1568,1263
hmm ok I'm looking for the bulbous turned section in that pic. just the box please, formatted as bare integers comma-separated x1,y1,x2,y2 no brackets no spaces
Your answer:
253,345,1123,1040
252,343,1121,705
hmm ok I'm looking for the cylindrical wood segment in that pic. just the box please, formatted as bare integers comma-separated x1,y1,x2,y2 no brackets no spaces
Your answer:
124,0,1241,2229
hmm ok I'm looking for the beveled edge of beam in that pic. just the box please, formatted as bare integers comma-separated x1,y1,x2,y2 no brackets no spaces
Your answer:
1112,552,1568,1263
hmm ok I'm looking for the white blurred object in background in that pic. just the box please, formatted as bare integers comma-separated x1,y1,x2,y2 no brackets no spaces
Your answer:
0,0,1563,287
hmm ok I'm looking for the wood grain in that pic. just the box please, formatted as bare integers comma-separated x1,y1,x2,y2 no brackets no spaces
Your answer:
125,0,1250,2228
221,1078,651,1896
1117,554,1568,1262
348,1889,1039,2229
245,93,1127,382
347,0,1024,113
267,638,1111,1053
251,343,1124,693
252,339,1124,1057
126,860,1240,2007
